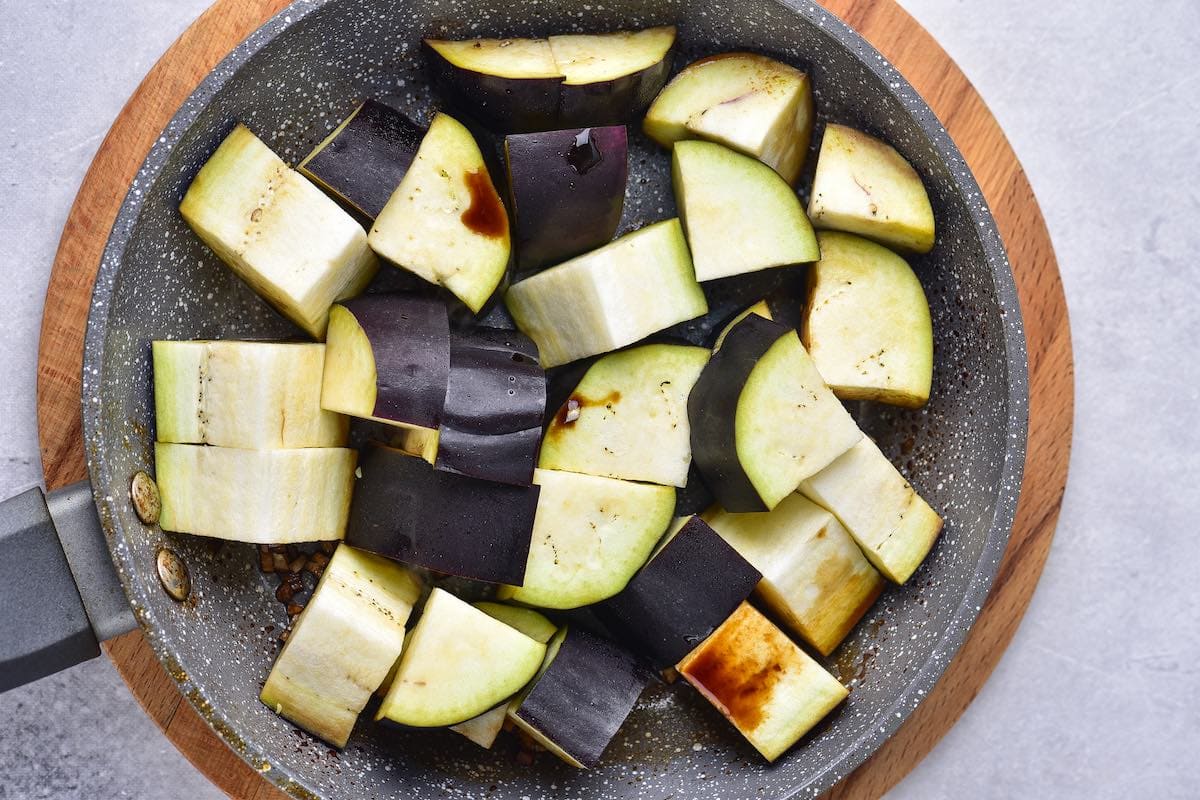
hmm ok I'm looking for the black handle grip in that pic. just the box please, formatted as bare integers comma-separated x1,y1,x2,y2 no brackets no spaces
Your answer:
0,483,136,692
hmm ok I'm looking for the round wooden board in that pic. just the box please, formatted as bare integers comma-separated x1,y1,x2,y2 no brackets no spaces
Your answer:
36,1,1073,797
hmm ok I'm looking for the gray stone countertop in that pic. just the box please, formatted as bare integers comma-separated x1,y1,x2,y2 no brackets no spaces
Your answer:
0,1,1196,797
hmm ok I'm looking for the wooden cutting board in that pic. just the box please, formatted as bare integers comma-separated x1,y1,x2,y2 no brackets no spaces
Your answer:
35,1,1073,797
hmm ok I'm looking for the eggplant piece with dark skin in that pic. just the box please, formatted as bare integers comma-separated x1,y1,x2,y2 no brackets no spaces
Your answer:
345,445,538,585
548,28,676,128
509,626,649,768
298,100,423,219
505,126,628,272
594,516,761,669
321,294,450,429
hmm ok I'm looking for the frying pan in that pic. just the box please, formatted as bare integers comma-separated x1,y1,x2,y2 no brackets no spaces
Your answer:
0,0,1028,796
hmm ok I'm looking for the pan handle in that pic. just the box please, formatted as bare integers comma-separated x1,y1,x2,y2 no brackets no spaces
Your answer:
0,483,137,692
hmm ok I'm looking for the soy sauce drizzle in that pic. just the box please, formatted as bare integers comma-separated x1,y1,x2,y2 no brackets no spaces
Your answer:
565,128,603,175
461,169,507,238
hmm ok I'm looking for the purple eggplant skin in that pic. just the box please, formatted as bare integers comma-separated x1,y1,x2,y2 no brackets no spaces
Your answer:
504,126,627,272
442,327,545,433
674,465,715,517
345,444,538,585
340,294,451,429
434,425,541,486
423,41,561,134
299,100,422,219
512,627,649,768
557,47,675,128
687,314,793,512
594,517,762,669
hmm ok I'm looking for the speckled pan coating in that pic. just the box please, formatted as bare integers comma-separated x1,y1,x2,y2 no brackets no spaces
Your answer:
80,1,1028,798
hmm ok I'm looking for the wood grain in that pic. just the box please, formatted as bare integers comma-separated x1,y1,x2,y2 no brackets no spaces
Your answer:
36,1,1072,798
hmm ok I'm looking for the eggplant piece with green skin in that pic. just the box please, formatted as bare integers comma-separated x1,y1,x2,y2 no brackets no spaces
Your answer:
687,314,862,512
497,469,675,609
473,602,558,644
378,588,547,728
320,295,450,430
802,231,934,408
298,100,423,219
505,219,708,368
808,124,936,254
368,113,511,314
672,140,820,281
424,27,676,134
345,445,538,584
153,341,348,449
703,493,884,656
508,626,648,768
505,126,627,272
179,124,379,339
260,545,421,748
594,516,761,669
539,343,709,487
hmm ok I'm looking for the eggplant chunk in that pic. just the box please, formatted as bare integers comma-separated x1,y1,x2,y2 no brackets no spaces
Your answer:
320,295,450,430
449,705,509,750
368,113,510,314
712,300,773,351
153,340,347,449
508,626,648,768
808,124,936,254
497,469,675,609
644,53,814,185
540,343,710,487
377,589,546,728
473,602,558,644
672,140,819,281
677,601,848,762
704,494,884,655
505,219,708,368
688,314,862,512
345,445,538,585
298,99,423,219
802,231,934,407
505,126,627,272
595,516,761,668
799,436,943,584
155,443,356,543
549,27,676,126
260,545,421,747
179,124,378,338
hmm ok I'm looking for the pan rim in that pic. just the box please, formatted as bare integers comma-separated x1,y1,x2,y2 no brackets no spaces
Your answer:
79,0,1029,796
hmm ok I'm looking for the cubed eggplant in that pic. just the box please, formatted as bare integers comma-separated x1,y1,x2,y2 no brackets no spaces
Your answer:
594,516,761,668
687,314,862,512
298,100,423,219
320,294,451,430
433,427,542,487
505,126,628,272
508,626,648,768
344,445,538,585
549,28,676,126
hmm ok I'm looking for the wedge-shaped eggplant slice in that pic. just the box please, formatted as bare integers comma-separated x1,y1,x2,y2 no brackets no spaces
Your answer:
506,219,708,368
712,300,773,351
540,343,709,487
595,516,761,668
298,100,423,219
432,327,545,485
448,705,508,750
808,124,936,254
704,494,883,655
320,295,450,430
179,124,378,338
688,314,862,512
673,140,819,281
508,626,648,768
799,436,943,584
260,545,421,747
377,588,546,727
645,53,814,185
497,469,675,608
368,113,510,314
155,443,356,543
153,341,347,449
678,601,848,762
425,27,675,133
505,126,627,272
802,231,934,407
345,445,538,585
